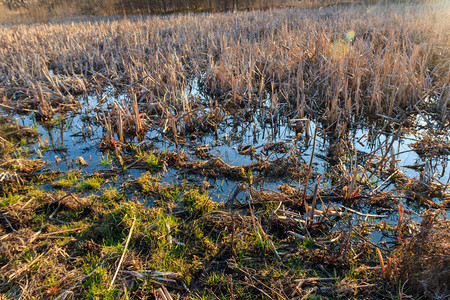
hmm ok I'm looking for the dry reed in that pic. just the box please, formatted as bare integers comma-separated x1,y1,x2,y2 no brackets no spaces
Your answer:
0,1,448,138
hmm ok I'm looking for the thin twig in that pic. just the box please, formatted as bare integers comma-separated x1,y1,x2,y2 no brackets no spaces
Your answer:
109,215,137,290
2,215,16,232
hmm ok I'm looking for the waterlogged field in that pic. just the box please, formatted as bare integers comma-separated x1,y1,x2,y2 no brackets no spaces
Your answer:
0,1,449,299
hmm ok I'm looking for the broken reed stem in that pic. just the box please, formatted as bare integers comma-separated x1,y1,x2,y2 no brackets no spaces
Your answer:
309,175,322,225
156,285,174,300
109,215,137,290
231,210,235,256
302,126,318,201
376,247,386,277
2,215,17,232
396,204,403,240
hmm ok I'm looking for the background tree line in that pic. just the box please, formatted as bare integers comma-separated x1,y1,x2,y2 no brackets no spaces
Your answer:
1,0,285,16
1,0,426,22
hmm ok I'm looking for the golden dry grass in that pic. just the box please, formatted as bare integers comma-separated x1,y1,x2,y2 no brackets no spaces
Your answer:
0,0,448,133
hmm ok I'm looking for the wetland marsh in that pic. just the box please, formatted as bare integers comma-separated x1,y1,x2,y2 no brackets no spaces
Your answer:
0,1,449,299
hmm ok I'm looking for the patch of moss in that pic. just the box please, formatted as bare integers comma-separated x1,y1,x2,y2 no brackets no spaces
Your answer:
52,170,80,189
183,189,214,217
77,176,103,193
136,171,159,194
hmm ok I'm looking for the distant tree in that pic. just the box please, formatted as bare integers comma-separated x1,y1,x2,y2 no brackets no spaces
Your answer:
2,0,33,9
2,0,284,16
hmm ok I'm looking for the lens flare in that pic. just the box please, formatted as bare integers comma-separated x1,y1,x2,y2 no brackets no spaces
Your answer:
330,30,355,58
345,30,356,41
330,39,348,58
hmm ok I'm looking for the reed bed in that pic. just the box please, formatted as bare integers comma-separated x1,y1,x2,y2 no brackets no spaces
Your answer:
0,1,449,134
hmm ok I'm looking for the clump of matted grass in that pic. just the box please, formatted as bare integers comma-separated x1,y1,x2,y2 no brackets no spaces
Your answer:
0,116,44,195
393,210,450,299
410,131,450,157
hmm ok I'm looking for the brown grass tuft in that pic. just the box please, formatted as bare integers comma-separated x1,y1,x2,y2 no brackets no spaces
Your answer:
394,210,450,299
